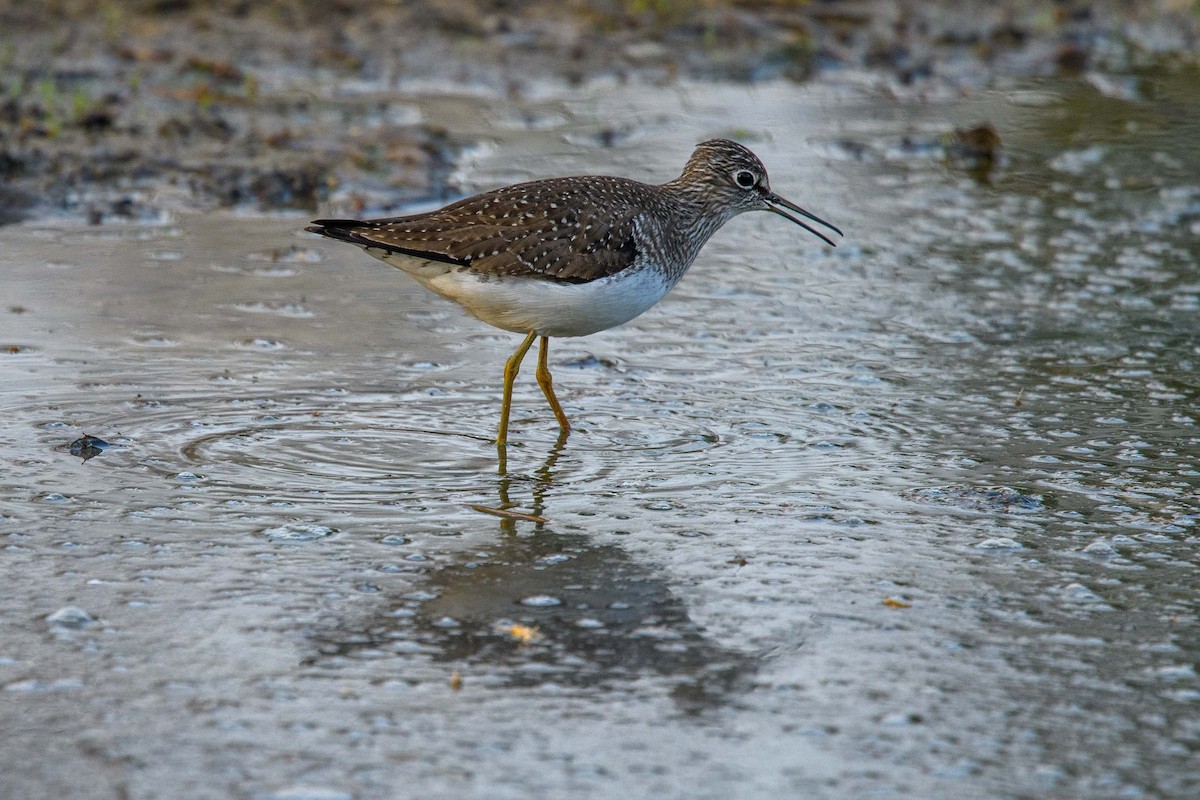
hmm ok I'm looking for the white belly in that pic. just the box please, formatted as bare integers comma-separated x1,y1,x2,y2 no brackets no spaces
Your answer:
367,248,674,337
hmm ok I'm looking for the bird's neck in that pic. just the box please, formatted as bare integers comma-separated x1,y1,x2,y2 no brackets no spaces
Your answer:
656,181,740,267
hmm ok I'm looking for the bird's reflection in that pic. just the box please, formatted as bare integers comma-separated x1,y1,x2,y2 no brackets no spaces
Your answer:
490,429,568,530
308,435,757,714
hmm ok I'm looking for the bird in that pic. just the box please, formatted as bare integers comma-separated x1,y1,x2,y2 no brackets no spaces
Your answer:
306,138,841,447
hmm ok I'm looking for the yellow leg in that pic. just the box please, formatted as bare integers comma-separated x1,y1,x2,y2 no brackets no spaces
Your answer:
497,331,537,448
536,335,571,435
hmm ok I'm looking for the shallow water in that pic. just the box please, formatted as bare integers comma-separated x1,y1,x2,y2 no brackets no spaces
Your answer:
3,71,1199,799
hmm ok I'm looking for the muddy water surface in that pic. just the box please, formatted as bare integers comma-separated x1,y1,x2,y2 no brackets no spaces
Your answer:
3,74,1199,799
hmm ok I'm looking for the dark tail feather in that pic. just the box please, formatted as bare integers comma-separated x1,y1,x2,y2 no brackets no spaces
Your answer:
305,219,371,245
305,219,470,267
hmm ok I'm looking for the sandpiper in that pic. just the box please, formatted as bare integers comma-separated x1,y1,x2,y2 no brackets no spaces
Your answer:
307,138,841,447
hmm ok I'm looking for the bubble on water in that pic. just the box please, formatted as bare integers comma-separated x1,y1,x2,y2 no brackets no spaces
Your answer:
1082,541,1118,557
261,523,335,542
41,493,72,503
976,537,1023,550
147,250,184,261
4,678,85,692
1061,583,1106,604
253,787,350,800
130,336,178,347
235,338,288,351
1147,664,1196,681
1049,146,1106,175
46,607,97,629
632,625,682,639
232,302,314,318
520,595,562,607
1085,73,1142,101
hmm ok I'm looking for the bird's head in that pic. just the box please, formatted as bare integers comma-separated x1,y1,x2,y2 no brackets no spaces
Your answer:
676,138,842,247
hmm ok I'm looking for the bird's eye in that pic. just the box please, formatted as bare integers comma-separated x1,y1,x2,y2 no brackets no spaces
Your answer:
733,170,757,189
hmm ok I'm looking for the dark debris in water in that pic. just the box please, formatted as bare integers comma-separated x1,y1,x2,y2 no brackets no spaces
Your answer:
67,434,114,462
900,485,1044,514
834,122,1005,180
561,354,621,370
946,123,1003,180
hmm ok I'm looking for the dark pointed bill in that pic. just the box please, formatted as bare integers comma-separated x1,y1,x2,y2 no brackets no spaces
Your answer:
764,193,843,247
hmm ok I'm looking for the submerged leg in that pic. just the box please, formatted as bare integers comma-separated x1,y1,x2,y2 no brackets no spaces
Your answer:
498,331,537,448
536,335,571,435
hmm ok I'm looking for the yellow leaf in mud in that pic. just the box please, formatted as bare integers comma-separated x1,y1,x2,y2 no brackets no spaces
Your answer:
882,597,912,608
506,624,541,644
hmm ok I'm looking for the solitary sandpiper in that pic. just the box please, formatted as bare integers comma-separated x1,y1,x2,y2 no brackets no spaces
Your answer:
307,138,841,447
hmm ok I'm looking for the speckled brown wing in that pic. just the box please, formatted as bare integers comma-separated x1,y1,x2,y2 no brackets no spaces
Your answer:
308,176,653,284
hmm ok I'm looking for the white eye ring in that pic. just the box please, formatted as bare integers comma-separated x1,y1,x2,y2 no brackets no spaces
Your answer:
733,170,757,189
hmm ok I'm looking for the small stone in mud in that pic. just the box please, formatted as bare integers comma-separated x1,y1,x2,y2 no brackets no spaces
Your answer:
68,434,112,461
